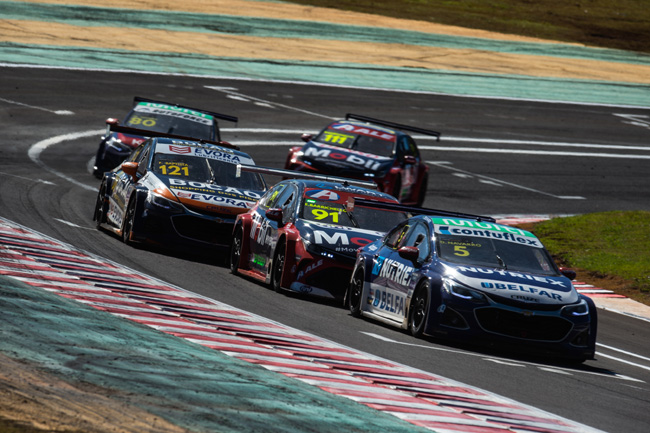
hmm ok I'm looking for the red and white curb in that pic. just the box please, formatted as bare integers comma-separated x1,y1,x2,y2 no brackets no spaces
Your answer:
0,218,602,433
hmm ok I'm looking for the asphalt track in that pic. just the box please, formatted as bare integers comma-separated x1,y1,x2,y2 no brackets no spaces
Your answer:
1,1,650,433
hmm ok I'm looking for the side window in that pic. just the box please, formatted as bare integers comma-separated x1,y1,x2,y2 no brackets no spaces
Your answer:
136,146,151,176
401,222,431,262
385,222,410,249
260,184,287,209
277,185,298,225
126,142,146,163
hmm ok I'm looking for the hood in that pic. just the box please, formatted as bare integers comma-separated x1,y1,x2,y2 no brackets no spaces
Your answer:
141,174,263,216
446,264,579,305
296,219,385,258
301,141,393,177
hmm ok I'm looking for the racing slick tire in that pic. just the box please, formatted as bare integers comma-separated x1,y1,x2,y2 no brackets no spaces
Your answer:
271,242,286,293
349,267,364,317
409,281,430,338
230,227,243,276
93,185,108,229
121,198,138,245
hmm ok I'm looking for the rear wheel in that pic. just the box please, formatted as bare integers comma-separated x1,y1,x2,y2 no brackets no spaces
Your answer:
409,282,430,337
230,228,243,275
271,242,286,293
349,267,364,317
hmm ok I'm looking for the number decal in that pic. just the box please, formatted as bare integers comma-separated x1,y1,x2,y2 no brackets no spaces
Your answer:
454,245,470,257
312,209,339,223
128,115,157,128
159,164,189,176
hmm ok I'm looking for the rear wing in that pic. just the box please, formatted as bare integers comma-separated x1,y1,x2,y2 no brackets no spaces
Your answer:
107,123,240,150
346,113,441,141
235,164,378,189
133,96,239,124
351,197,495,222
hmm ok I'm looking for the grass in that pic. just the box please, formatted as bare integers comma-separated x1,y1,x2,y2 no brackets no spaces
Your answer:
284,0,650,54
529,211,650,306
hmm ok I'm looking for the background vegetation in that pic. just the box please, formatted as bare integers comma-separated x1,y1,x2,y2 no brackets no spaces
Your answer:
285,0,650,54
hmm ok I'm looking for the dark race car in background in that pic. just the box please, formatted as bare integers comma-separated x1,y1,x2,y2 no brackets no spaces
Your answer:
93,96,238,178
284,114,440,206
93,129,266,253
347,202,597,363
229,167,407,301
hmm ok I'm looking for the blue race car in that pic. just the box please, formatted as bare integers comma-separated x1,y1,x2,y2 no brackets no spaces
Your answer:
94,126,266,252
93,97,238,178
346,202,597,362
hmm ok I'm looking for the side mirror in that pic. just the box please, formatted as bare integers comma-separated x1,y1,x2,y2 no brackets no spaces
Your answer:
301,133,313,143
403,155,417,165
121,161,139,181
559,267,577,280
398,246,419,262
266,208,284,225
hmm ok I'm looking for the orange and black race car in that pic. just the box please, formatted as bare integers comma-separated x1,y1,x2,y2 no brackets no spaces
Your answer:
284,114,440,206
93,127,266,252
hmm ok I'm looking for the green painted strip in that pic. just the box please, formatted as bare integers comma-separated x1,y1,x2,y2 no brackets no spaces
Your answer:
1,1,650,65
0,274,427,432
2,43,649,107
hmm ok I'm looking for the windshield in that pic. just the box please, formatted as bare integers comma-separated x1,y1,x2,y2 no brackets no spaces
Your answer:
314,126,396,157
301,199,406,232
152,153,265,190
125,111,213,140
437,234,558,276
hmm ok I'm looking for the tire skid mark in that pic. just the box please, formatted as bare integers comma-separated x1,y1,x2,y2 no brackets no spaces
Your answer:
0,217,600,433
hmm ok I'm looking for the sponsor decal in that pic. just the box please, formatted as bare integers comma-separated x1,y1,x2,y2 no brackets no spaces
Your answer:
169,179,262,200
456,266,569,289
479,281,563,301
303,143,387,171
296,259,324,281
156,143,255,166
369,287,405,315
306,189,340,201
313,230,373,249
169,145,192,154
175,190,252,209
135,102,212,125
371,255,413,286
330,123,396,142
436,221,542,248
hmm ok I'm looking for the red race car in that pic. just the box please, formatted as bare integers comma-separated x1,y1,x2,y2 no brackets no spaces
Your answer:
285,114,440,206
229,167,407,301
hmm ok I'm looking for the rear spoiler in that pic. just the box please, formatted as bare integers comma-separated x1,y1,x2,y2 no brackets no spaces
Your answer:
107,123,240,150
351,197,495,222
235,164,378,189
346,113,441,141
133,96,239,124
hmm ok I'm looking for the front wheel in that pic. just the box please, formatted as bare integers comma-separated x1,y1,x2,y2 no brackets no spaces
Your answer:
391,175,402,202
409,282,430,337
271,242,286,293
230,228,243,275
121,199,137,245
93,185,107,229
349,267,364,317
416,172,428,207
